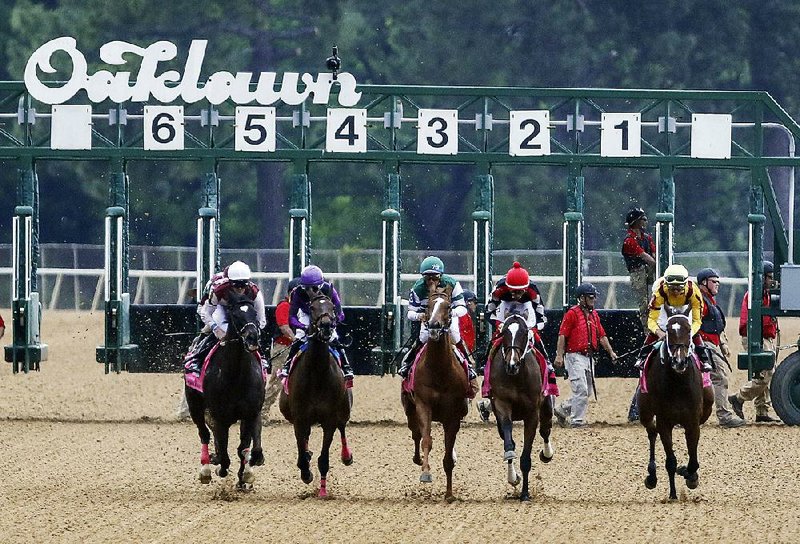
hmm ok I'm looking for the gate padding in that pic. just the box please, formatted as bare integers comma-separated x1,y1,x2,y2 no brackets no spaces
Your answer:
128,304,643,377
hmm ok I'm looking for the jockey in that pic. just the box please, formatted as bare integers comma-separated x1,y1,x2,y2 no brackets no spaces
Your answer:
635,263,712,371
278,265,354,384
184,260,267,375
397,256,479,395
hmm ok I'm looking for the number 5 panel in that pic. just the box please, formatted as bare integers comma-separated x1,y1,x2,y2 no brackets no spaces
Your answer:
235,107,276,152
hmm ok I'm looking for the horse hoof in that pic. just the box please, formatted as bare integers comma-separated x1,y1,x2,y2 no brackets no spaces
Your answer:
445,494,457,504
504,450,516,461
301,471,314,485
199,464,212,484
215,466,228,478
686,474,699,489
539,450,553,464
519,493,531,502
243,466,255,484
420,472,433,483
342,454,354,466
676,465,688,477
250,450,265,467
509,475,521,487
644,475,657,489
413,455,422,466
237,482,254,492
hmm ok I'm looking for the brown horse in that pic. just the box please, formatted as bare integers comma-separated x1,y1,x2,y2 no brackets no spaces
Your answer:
401,281,468,502
487,314,554,501
279,293,353,498
638,304,713,500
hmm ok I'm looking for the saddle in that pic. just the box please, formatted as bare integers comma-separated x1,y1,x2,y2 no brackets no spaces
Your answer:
638,345,712,393
400,344,475,398
281,342,346,395
481,341,558,399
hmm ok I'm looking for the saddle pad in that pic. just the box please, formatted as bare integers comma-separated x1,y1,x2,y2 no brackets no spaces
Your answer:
184,343,220,393
282,343,344,395
401,344,473,397
639,351,712,393
482,345,557,399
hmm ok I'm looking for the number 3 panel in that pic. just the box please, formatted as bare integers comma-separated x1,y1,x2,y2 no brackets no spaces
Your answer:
143,106,184,150
326,109,367,153
235,107,276,152
601,113,641,157
509,111,550,156
417,109,458,155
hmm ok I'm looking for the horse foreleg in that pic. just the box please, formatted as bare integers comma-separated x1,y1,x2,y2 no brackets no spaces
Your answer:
539,396,554,463
644,421,658,490
318,425,336,498
213,426,231,479
416,404,434,483
657,420,678,500
496,406,519,488
294,424,314,485
680,422,701,490
519,415,538,502
186,389,213,483
442,420,461,503
338,423,353,466
402,392,422,466
236,419,256,490
250,413,265,467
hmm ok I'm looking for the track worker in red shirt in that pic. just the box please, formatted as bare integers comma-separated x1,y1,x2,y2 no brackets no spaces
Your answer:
553,282,617,428
262,277,300,419
696,268,745,428
621,207,656,327
729,261,780,423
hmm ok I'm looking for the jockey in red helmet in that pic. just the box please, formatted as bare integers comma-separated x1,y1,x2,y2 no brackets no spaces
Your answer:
486,262,547,340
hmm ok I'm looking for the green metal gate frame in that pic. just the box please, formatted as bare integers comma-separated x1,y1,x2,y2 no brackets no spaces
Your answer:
1,82,799,377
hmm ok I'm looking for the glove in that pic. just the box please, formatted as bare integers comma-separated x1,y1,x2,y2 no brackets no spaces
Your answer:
212,325,226,340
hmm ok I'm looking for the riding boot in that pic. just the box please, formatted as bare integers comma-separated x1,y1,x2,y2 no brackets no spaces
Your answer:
398,340,421,379
695,345,714,372
279,339,303,378
332,341,355,382
456,340,479,398
184,333,214,375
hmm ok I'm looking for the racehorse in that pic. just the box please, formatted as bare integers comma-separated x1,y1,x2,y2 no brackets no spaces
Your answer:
487,314,554,501
185,291,266,490
401,281,468,502
279,293,353,498
638,304,714,500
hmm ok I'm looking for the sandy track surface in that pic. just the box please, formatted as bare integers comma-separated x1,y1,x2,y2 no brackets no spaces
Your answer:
1,311,799,543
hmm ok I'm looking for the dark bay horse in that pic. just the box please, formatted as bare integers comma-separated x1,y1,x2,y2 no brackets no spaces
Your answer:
401,282,467,502
185,291,265,490
487,314,554,501
638,304,713,500
279,293,353,498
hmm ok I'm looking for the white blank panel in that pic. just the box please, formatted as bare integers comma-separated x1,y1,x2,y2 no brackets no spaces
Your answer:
601,113,641,157
235,107,276,152
326,109,367,153
143,106,184,150
51,105,92,150
691,113,732,159
417,109,458,155
509,111,550,156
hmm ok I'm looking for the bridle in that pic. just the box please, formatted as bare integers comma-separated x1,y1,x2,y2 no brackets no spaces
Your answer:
661,313,692,372
226,301,260,352
424,290,452,340
308,293,337,341
500,315,533,374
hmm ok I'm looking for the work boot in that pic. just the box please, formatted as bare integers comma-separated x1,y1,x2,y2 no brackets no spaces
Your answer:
755,414,780,423
719,416,746,428
728,394,745,419
554,404,569,428
398,341,421,379
477,399,492,423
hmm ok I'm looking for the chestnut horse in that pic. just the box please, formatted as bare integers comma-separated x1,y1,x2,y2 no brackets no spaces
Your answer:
638,304,713,500
185,291,265,490
401,281,468,502
487,314,554,501
279,293,353,498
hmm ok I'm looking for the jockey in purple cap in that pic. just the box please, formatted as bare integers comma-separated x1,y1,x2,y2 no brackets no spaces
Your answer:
278,264,354,384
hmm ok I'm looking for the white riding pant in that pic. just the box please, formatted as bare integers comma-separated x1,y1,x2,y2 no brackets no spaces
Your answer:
294,310,339,342
418,316,461,344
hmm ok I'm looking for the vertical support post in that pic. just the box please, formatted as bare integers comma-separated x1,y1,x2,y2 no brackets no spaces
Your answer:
288,161,311,278
5,158,47,372
95,159,138,373
197,159,220,295
380,163,402,375
745,181,768,380
655,165,675,277
563,164,584,307
473,169,494,360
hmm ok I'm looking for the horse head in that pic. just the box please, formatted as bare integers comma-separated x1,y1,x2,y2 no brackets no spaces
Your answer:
663,304,692,374
225,292,261,352
425,283,452,342
501,314,531,376
309,293,337,342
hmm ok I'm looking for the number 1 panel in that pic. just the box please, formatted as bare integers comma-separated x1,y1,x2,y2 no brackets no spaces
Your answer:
235,107,276,152
509,111,550,156
326,109,367,153
601,112,641,157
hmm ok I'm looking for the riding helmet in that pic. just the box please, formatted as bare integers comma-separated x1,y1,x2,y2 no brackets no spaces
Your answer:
419,256,444,275
505,262,530,290
625,207,647,226
663,264,689,286
287,277,301,293
300,265,325,287
462,289,477,302
227,260,252,281
696,268,719,284
763,261,775,274
575,282,598,298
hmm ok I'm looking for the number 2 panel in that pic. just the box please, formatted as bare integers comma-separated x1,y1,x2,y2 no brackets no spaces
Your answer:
509,111,550,156
235,107,276,152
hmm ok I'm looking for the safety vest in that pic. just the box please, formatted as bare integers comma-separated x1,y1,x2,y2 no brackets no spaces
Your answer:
700,292,726,335
622,230,655,272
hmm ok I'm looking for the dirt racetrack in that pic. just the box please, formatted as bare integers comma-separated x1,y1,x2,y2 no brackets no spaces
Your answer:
1,310,800,543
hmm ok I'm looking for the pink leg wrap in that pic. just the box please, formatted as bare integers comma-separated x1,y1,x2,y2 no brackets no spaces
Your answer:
341,437,352,461
200,443,210,465
319,477,328,498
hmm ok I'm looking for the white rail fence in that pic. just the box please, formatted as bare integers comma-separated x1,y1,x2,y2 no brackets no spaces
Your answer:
0,244,756,316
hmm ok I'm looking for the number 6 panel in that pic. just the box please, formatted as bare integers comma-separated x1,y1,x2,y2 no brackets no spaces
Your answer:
143,106,184,150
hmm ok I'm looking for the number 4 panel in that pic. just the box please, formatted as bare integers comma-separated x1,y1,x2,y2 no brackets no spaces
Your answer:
326,109,367,153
